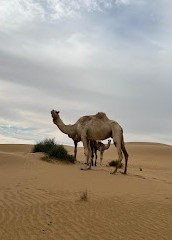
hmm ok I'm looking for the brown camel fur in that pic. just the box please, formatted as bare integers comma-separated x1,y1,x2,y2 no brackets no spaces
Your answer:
90,140,111,166
51,110,129,174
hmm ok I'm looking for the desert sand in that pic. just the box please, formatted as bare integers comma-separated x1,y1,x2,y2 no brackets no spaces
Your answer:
0,142,172,240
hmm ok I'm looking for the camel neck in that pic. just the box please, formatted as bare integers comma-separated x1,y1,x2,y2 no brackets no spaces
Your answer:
105,143,111,150
54,116,75,135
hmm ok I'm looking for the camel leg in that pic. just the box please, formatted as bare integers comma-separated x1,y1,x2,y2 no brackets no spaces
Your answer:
74,142,77,159
82,138,89,164
112,141,123,174
100,151,103,166
91,146,94,166
95,148,98,166
87,141,92,169
82,137,91,169
121,137,129,174
111,127,123,174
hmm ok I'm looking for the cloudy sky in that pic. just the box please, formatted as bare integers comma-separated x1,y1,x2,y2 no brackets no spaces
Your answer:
0,0,172,146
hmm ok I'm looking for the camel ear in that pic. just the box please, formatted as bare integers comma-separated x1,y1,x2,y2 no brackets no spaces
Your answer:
56,111,60,114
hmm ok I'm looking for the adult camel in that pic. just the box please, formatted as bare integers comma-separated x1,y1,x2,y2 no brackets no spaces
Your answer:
51,110,129,174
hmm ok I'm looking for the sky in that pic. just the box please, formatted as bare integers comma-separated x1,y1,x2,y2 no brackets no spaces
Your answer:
0,0,172,146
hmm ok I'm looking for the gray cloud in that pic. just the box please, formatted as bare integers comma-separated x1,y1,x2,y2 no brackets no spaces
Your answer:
0,0,172,145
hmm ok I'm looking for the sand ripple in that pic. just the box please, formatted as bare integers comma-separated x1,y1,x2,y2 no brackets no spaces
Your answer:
0,143,172,240
0,186,171,240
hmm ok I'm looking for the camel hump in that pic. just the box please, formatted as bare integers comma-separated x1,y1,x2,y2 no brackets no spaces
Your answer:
77,112,108,125
95,112,108,119
78,115,92,124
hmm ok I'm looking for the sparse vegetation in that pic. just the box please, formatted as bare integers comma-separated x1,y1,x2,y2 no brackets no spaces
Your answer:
109,160,124,168
32,138,56,154
33,138,75,163
48,144,75,163
80,190,88,201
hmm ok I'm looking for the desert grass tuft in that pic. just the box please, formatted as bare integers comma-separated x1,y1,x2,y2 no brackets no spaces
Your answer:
109,160,124,168
80,190,88,201
32,138,56,154
33,138,75,163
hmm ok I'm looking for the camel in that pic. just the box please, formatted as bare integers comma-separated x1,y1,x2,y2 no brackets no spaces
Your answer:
51,110,129,174
90,140,111,166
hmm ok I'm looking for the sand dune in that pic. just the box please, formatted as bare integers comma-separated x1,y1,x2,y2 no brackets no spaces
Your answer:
0,143,172,240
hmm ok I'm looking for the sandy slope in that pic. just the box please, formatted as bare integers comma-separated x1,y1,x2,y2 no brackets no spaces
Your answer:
0,143,172,240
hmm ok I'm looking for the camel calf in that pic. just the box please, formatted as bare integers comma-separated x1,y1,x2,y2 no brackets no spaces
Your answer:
90,140,111,166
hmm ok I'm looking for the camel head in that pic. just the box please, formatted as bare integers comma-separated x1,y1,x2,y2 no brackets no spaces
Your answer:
51,110,60,122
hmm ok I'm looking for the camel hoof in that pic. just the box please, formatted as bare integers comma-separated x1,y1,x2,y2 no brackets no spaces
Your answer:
110,172,116,175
